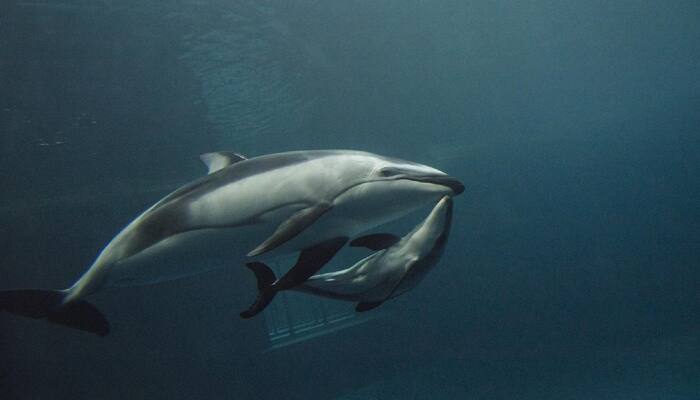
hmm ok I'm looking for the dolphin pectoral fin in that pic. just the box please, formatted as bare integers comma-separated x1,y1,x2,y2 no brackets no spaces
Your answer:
199,151,247,174
247,202,333,257
273,236,349,291
350,233,401,250
355,301,383,312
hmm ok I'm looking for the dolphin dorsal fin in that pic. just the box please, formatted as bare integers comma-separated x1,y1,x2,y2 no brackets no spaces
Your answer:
199,151,247,174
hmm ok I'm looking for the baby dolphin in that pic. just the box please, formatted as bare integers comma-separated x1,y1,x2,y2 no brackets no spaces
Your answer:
0,150,463,335
241,195,454,317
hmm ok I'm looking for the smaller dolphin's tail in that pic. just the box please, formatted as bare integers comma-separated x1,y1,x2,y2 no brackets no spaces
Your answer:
240,262,278,319
0,289,109,336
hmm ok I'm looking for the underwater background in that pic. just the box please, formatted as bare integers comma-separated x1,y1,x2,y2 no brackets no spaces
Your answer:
1,0,699,399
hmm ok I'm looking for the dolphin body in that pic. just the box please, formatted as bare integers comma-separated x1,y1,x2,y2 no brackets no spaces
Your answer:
0,150,463,335
241,195,454,317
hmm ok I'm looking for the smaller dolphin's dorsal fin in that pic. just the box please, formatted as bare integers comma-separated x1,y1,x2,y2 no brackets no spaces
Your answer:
199,151,247,174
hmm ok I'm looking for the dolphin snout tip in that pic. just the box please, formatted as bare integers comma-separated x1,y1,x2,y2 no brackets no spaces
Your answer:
440,176,464,195
430,174,464,195
450,180,465,195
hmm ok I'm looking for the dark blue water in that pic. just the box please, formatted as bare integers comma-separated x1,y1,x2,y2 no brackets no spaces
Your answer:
1,1,699,399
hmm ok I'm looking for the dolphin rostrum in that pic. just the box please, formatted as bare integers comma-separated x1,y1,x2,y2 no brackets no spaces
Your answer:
0,150,463,335
240,195,454,317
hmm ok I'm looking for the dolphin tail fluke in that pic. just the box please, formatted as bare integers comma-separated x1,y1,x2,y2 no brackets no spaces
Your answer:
0,289,109,336
240,262,278,319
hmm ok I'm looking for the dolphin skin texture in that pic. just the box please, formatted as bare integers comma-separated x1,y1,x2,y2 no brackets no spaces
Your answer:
241,195,454,317
0,150,463,335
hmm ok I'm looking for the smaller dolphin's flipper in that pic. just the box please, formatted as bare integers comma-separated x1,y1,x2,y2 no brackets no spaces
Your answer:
355,301,383,312
248,202,333,257
273,236,348,291
350,233,400,250
0,289,109,336
240,262,278,319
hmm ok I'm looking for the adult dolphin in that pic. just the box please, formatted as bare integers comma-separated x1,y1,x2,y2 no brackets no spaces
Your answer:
241,195,453,317
0,150,463,336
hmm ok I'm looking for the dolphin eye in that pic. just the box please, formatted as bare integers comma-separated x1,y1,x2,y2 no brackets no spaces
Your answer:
379,168,399,177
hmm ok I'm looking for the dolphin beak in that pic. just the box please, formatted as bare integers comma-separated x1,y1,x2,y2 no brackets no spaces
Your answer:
423,175,465,195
